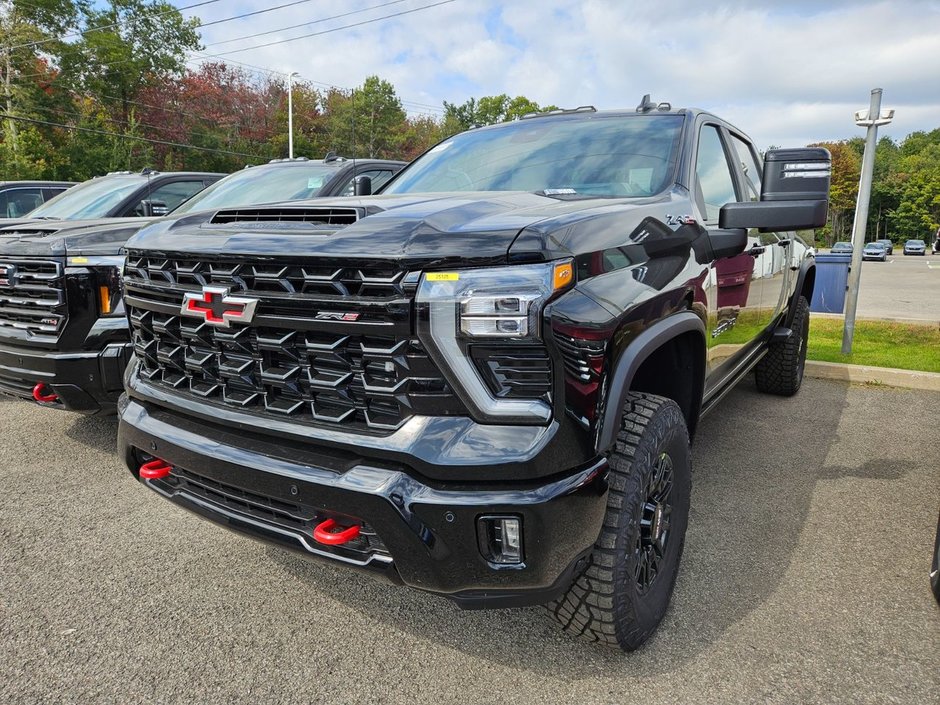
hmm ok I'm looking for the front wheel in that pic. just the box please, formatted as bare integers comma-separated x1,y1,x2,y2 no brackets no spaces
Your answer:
547,392,691,650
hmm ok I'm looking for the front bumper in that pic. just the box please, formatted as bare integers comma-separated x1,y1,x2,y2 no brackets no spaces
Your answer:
0,340,130,413
118,396,609,608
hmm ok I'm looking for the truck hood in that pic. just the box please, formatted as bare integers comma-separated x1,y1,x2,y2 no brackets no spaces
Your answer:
0,218,149,257
125,192,650,266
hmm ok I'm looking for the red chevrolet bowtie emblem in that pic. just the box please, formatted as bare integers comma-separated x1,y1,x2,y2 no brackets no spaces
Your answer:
180,286,258,328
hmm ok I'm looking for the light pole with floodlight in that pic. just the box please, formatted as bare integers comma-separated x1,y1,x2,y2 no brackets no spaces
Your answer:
287,71,299,159
841,88,894,355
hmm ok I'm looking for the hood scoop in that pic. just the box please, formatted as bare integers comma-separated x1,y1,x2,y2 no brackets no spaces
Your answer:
0,227,65,237
209,206,360,227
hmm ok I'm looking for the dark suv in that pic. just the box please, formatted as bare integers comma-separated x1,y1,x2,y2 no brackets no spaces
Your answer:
0,181,74,218
0,170,223,228
118,102,829,650
0,157,404,413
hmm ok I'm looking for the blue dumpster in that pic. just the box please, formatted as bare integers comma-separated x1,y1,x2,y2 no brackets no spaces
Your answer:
810,253,852,313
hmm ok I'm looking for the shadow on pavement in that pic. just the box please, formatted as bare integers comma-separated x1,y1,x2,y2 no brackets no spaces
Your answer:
64,413,119,454
269,377,860,678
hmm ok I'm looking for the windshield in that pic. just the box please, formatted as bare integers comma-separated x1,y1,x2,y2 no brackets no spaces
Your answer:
172,163,338,214
384,114,684,198
28,175,145,219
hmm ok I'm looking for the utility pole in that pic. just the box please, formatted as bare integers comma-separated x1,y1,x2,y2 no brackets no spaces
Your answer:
287,71,299,159
842,88,894,355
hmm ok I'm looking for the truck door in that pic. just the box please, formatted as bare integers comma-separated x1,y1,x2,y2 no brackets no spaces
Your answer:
693,123,764,377
728,132,791,329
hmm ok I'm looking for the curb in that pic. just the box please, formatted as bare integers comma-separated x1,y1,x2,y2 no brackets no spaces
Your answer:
805,360,940,392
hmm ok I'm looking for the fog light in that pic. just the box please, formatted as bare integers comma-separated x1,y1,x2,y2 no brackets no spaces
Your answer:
477,515,524,565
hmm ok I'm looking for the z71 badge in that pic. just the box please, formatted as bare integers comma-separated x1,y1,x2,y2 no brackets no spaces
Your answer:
665,214,696,227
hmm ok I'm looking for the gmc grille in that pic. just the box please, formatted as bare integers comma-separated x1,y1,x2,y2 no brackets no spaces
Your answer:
0,258,66,336
124,251,465,433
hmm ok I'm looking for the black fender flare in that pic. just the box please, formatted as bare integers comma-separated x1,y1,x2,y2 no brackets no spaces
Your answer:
595,310,706,454
785,259,816,328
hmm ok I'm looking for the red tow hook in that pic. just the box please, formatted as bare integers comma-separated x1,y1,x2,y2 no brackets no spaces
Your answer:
313,518,361,545
32,382,58,403
139,459,172,481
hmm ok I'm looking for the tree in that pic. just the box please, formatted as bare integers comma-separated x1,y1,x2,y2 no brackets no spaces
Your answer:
62,1,201,129
0,0,79,176
442,93,557,135
810,141,860,245
323,76,407,159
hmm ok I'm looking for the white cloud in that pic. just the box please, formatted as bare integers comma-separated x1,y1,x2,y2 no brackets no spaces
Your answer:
190,0,940,145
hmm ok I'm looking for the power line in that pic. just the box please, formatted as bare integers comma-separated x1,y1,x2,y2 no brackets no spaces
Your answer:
194,0,456,58
28,101,262,150
203,0,409,47
0,112,267,160
198,0,321,28
8,0,223,51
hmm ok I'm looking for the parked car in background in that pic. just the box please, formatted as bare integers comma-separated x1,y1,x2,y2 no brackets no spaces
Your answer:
0,169,223,229
876,238,893,255
862,242,887,261
903,239,926,255
0,181,74,218
831,241,853,254
933,236,939,255
0,156,405,415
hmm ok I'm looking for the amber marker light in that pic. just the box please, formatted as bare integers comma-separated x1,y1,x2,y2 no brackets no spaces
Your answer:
553,261,574,291
99,285,112,315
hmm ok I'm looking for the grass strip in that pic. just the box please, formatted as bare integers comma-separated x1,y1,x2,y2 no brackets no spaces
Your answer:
807,317,940,373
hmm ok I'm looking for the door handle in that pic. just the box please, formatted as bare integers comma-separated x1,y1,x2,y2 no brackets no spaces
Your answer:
776,238,792,247
746,245,766,256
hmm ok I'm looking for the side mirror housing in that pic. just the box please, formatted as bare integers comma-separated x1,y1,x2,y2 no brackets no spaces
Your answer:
353,175,373,196
719,147,831,231
138,199,169,217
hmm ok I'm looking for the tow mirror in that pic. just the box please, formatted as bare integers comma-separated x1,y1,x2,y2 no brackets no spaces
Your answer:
353,175,373,196
138,199,169,217
719,147,830,232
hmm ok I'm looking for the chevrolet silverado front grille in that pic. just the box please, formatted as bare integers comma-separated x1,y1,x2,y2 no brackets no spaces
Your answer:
124,251,464,432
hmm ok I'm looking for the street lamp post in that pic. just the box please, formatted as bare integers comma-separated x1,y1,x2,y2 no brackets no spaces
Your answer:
841,88,894,355
287,71,299,159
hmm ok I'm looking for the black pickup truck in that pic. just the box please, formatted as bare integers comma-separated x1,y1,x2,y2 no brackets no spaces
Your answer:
0,157,404,413
118,100,829,650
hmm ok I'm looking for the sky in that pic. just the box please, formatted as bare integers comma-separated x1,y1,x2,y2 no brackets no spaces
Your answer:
188,0,940,149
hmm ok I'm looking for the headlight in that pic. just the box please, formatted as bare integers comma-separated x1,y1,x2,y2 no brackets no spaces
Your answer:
416,260,573,424
67,254,125,317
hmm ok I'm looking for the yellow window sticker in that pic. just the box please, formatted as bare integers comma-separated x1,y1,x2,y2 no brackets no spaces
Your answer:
425,272,459,282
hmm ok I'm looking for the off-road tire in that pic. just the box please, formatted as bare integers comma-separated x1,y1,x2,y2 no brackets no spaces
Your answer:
547,392,691,650
754,295,810,396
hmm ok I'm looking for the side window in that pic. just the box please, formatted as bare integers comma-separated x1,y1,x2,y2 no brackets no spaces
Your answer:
42,187,68,202
730,134,762,202
340,169,393,196
0,188,44,217
132,180,206,216
694,125,739,223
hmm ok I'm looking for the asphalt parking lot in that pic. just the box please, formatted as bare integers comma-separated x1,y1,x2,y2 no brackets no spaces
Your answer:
1,379,938,704
843,253,939,321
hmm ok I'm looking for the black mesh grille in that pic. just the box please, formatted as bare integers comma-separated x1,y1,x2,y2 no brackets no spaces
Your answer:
125,251,464,432
0,258,66,336
158,463,388,557
125,253,405,299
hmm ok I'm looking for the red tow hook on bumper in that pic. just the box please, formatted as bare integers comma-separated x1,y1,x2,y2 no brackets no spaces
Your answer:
313,519,361,545
32,382,58,403
139,459,172,480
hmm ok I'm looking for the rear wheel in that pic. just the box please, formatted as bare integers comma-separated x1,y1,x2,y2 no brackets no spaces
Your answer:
547,392,691,650
755,295,810,396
